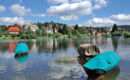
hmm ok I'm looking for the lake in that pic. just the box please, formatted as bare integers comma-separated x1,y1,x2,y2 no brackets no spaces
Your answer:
0,38,130,80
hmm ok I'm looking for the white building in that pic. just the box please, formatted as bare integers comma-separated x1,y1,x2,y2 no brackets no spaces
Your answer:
23,22,38,32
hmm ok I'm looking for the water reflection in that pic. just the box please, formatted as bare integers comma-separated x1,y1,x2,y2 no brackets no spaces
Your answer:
112,38,119,51
15,53,28,63
0,41,9,53
9,40,19,53
0,38,129,80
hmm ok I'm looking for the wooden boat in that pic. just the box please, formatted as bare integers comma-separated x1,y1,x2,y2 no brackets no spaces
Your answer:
83,51,120,75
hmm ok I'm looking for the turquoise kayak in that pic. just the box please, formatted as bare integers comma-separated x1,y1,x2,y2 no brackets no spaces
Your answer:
83,51,120,73
14,43,29,53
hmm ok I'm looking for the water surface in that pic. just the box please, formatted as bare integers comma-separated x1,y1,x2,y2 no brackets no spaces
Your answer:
0,38,130,80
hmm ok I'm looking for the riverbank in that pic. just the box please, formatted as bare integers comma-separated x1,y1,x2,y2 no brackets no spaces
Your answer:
0,34,112,40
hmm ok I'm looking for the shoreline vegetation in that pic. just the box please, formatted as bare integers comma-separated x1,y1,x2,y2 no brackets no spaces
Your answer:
0,22,130,40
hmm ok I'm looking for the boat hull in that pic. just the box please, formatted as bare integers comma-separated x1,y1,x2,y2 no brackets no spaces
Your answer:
83,51,120,73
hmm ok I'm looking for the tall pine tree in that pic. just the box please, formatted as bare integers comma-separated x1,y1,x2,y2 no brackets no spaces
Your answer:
74,24,79,30
111,24,118,33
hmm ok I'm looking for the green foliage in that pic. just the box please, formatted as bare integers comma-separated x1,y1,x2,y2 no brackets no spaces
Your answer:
35,29,42,36
0,25,8,32
20,33,36,39
61,24,69,34
74,24,79,30
124,32,130,38
111,24,118,33
100,27,108,33
53,32,62,38
11,34,18,39
52,23,56,33
0,30,3,37
78,27,87,34
72,30,80,35
0,22,113,39
36,22,44,29
45,22,49,27
13,23,19,27
112,31,122,36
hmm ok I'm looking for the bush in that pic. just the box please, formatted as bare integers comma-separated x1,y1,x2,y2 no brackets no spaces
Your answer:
112,31,122,36
0,30,3,37
124,32,130,38
11,34,18,39
53,32,62,38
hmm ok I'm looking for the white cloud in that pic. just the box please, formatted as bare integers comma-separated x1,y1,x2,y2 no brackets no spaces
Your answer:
0,5,6,13
95,0,107,6
86,17,116,26
9,4,31,16
47,1,92,21
47,0,69,4
0,17,26,25
85,14,130,26
60,15,78,20
31,14,46,17
111,14,130,21
93,0,107,9
47,0,108,21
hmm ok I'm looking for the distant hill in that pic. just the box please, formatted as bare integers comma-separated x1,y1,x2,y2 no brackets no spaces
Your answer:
118,25,130,31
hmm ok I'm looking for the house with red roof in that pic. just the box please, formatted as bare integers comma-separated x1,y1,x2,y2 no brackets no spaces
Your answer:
8,27,20,34
68,26,74,30
97,33,105,36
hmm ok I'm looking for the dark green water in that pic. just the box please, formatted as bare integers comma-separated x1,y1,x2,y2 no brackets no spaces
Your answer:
0,38,130,80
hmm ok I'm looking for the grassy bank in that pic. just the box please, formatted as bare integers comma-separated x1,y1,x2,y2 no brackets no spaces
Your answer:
0,34,113,40
0,35,20,39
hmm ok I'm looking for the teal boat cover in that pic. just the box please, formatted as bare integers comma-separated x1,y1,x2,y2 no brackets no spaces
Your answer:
14,43,29,53
83,51,120,72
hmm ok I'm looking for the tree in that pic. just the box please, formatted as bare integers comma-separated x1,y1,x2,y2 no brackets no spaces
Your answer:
62,24,68,34
13,23,18,27
36,29,42,36
52,23,56,33
58,26,62,33
74,24,79,30
78,27,87,34
0,30,3,37
36,22,44,29
45,22,49,27
0,25,8,32
111,24,118,33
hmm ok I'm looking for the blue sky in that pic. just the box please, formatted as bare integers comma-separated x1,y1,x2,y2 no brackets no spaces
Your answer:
0,0,130,26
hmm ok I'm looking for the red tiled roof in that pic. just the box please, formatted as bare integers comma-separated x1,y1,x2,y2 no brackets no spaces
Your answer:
8,27,20,32
18,24,22,27
68,26,74,29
